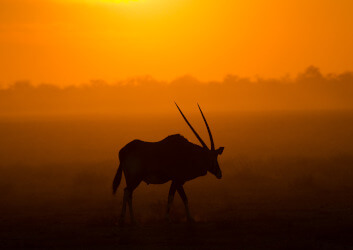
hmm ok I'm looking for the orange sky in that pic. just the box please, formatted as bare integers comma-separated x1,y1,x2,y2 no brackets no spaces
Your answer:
1,0,353,87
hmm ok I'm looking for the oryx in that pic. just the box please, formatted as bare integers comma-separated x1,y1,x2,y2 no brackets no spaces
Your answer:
113,103,224,224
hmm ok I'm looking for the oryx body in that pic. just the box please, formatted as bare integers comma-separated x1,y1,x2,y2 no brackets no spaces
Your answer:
113,103,224,224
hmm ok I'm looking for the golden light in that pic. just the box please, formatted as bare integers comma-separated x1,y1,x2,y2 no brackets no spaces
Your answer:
60,0,187,18
2,0,353,86
69,0,182,9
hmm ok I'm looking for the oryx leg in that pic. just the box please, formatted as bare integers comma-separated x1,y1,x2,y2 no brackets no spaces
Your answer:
176,185,194,222
126,180,141,225
119,188,129,226
166,181,177,222
119,180,140,226
126,189,136,224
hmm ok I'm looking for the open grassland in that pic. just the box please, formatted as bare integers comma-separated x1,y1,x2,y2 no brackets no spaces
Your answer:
1,111,353,249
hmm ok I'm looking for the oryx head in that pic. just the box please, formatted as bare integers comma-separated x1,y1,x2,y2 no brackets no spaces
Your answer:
175,102,224,179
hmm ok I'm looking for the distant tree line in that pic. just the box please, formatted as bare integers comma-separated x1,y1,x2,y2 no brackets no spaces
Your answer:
1,66,353,116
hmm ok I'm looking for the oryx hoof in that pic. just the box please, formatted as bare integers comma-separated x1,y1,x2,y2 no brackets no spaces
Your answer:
117,218,125,227
187,216,195,223
131,219,139,227
165,214,172,223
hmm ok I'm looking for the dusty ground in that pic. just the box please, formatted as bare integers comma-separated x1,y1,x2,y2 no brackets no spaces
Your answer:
1,172,352,249
1,112,353,249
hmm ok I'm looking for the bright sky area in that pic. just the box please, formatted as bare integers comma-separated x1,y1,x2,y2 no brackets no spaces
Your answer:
1,0,353,86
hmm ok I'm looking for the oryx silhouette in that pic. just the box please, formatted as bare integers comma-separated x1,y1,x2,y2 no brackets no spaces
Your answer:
113,103,224,224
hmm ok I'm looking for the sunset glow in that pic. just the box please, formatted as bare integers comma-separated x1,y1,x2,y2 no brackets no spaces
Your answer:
1,0,353,86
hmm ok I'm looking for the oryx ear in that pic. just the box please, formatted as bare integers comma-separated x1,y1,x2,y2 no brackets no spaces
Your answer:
217,147,224,155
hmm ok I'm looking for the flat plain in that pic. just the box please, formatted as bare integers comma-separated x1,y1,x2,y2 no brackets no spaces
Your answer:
1,111,352,249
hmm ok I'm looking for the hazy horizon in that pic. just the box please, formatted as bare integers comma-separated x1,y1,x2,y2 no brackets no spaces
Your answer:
1,66,353,117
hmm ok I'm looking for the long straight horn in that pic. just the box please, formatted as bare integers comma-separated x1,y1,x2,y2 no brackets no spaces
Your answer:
175,102,209,149
197,103,215,150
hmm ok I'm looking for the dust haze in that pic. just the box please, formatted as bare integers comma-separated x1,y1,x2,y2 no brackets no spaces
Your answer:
1,68,353,248
1,66,353,117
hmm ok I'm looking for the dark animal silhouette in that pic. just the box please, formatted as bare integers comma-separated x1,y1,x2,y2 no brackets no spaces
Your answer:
113,103,224,224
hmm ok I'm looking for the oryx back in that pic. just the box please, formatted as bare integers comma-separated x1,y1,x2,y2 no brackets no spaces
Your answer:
119,134,207,186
